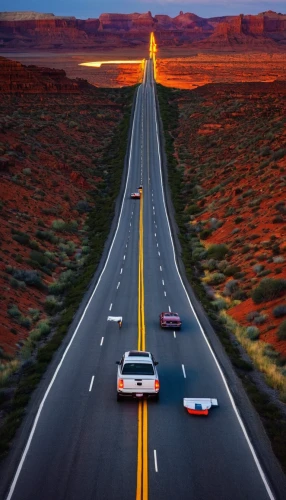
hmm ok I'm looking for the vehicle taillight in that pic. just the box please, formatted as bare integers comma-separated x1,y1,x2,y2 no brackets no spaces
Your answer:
155,380,160,391
118,379,124,389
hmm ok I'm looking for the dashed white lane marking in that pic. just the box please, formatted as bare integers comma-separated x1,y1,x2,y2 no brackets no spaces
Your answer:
162,280,164,285
154,233,156,237
182,365,186,378
109,303,112,311
100,337,104,346
164,291,167,297
157,243,159,248
154,450,158,472
160,266,162,271
126,244,128,248
123,255,126,260
89,376,95,392
168,305,171,312
120,268,123,274
117,282,120,289
173,331,176,339
158,251,160,256
130,222,132,227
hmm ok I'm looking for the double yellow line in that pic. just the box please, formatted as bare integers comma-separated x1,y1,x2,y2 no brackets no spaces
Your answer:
136,189,148,500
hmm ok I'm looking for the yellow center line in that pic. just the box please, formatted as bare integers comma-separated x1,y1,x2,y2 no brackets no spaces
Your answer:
136,188,148,500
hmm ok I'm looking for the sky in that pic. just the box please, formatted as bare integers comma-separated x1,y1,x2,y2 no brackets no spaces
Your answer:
1,1,285,19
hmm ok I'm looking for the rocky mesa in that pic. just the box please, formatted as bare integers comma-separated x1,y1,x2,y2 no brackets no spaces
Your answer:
0,10,285,51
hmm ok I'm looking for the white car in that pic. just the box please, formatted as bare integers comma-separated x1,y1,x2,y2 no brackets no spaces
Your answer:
116,351,159,401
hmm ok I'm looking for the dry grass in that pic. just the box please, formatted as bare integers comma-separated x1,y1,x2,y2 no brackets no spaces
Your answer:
220,311,285,395
0,360,20,387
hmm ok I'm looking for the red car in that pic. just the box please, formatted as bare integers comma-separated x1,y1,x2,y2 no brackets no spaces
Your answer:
160,312,182,329
131,192,140,199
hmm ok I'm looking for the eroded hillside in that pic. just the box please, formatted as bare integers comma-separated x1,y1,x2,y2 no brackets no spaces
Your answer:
0,58,132,360
168,81,286,359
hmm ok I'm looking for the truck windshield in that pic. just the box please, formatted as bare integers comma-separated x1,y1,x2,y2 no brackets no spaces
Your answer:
122,363,154,375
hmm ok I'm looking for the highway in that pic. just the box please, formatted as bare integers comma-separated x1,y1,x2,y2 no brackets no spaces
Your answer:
2,58,284,500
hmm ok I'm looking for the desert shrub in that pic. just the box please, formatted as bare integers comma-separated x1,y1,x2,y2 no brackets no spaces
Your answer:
246,311,260,321
76,200,90,213
48,281,66,295
252,278,286,304
11,269,43,288
242,245,250,255
224,279,238,296
273,256,284,264
207,244,228,260
20,316,32,329
225,265,241,277
212,298,227,311
246,326,260,340
51,219,66,231
272,148,285,161
273,215,284,223
12,232,30,245
273,304,286,318
37,320,51,336
8,305,21,319
192,247,207,260
206,273,225,285
9,278,26,290
232,289,248,301
203,259,217,271
235,217,244,224
253,264,264,274
36,230,58,244
277,321,286,341
22,168,31,175
52,220,78,233
44,296,62,315
200,229,212,240
82,246,90,255
29,250,49,267
28,308,40,322
29,240,39,250
254,314,268,325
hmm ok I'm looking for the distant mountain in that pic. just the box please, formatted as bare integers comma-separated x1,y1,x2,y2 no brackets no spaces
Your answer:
0,10,285,51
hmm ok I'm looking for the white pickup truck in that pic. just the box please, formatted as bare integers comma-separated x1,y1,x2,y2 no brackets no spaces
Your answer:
116,351,159,401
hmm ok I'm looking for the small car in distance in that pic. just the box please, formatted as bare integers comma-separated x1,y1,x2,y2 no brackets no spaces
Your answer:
160,312,182,329
116,350,159,401
131,192,140,199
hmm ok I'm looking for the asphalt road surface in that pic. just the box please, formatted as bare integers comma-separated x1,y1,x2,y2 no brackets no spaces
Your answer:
2,59,286,500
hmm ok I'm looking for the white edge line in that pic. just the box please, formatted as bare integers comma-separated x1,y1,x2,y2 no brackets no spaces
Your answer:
5,81,143,500
154,449,158,472
153,79,275,500
89,375,95,392
182,364,186,378
100,337,104,346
